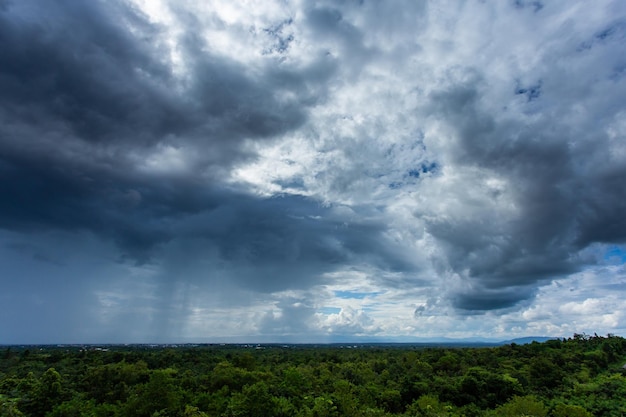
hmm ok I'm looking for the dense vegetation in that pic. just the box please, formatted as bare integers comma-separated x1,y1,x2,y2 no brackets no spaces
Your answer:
1,334,625,416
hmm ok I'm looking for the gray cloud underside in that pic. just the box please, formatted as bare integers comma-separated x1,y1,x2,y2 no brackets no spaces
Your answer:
1,0,625,334
424,62,626,309
0,0,416,288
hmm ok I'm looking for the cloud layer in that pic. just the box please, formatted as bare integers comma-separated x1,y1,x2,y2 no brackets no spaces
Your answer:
1,0,625,343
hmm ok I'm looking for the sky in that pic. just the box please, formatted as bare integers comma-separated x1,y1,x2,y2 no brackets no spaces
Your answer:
1,0,626,344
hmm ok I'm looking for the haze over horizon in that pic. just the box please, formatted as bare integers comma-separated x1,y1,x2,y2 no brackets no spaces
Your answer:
1,0,626,344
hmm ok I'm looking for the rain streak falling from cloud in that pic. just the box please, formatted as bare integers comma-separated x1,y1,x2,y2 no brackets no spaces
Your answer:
1,0,626,343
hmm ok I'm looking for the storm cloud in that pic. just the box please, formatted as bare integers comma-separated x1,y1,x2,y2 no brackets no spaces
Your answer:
1,0,625,343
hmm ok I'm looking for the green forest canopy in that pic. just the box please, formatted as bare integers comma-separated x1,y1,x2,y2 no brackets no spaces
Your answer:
1,333,625,416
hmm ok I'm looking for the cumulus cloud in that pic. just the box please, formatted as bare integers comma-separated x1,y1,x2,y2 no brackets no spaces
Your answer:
1,0,625,342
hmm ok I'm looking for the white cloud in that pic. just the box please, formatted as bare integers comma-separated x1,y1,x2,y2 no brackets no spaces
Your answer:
1,0,625,342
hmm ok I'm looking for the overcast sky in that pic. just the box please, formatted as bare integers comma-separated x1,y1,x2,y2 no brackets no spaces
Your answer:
1,0,626,344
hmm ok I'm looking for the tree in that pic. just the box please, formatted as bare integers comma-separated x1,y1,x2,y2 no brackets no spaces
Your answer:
528,357,565,392
182,405,209,417
486,395,548,417
225,382,278,417
23,368,65,417
551,404,592,417
306,396,338,417
405,394,457,417
84,360,149,404
47,398,97,417
0,395,24,417
123,369,182,417
456,367,520,408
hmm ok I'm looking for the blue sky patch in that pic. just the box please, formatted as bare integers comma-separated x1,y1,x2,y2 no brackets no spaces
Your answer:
408,161,439,178
604,246,626,264
335,290,381,299
319,307,341,315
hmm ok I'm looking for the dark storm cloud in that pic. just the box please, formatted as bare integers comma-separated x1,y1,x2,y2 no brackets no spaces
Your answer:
5,240,66,266
0,0,417,295
452,288,535,312
0,4,287,229
0,0,324,164
0,0,180,144
0,230,110,344
425,72,626,311
152,195,419,292
576,165,626,245
3,0,624,341
0,136,414,277
0,150,171,261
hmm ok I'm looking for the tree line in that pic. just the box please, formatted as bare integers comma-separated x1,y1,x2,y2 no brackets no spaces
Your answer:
1,333,625,416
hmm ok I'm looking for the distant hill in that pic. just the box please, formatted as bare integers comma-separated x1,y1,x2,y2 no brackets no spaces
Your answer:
1,335,560,347
500,336,558,345
320,335,559,346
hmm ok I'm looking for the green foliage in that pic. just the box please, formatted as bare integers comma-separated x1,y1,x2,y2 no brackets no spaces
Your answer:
18,367,66,417
529,357,565,392
0,395,24,417
47,397,96,417
181,405,209,417
84,360,149,404
0,334,624,417
486,395,548,417
193,386,229,415
551,403,593,417
209,360,259,392
564,373,626,416
273,396,298,417
376,387,402,413
456,366,520,408
306,395,338,417
405,394,457,417
277,366,312,402
225,382,277,417
122,368,182,417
